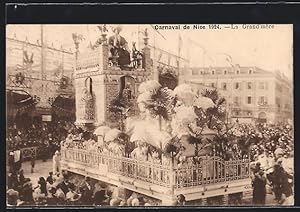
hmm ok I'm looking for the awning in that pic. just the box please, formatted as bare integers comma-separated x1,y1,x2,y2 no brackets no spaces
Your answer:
6,90,36,115
52,95,75,114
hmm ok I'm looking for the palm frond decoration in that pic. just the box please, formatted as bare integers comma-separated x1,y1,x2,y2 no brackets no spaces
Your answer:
200,88,226,128
108,94,133,131
142,86,175,130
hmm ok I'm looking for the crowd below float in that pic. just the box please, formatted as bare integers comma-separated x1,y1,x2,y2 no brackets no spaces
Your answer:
7,121,294,206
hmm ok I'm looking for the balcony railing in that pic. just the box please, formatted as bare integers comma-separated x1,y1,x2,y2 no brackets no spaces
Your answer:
60,147,251,190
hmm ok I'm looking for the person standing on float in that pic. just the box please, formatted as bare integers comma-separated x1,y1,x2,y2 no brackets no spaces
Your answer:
108,26,131,68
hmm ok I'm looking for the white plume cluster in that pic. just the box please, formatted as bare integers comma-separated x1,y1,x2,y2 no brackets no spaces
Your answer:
173,84,196,107
138,80,162,94
193,96,215,110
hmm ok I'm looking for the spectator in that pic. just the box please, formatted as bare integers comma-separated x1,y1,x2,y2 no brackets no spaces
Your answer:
126,195,134,206
177,194,186,206
252,170,267,205
37,177,48,197
18,169,25,186
22,180,34,204
94,189,107,206
80,177,93,205
47,172,54,185
7,188,20,206
131,198,140,206
271,164,284,202
30,155,35,173
53,151,61,174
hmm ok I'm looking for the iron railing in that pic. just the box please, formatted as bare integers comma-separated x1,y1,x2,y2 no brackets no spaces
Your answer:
61,147,251,190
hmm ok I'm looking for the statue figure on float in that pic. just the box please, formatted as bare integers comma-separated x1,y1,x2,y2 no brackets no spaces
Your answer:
108,25,131,68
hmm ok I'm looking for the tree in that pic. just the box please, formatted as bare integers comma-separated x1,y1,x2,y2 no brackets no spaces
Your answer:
108,94,132,131
145,87,175,130
201,88,226,129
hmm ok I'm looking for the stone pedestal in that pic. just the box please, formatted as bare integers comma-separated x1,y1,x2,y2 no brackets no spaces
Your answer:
142,46,152,72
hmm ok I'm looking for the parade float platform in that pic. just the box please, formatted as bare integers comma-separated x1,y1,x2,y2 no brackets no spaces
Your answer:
61,147,252,205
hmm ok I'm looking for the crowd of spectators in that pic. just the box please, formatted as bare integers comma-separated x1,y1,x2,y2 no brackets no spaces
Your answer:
7,120,75,152
7,168,162,206
7,119,294,206
211,123,293,162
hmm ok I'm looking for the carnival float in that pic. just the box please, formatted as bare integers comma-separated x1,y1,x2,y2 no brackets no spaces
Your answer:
60,25,252,206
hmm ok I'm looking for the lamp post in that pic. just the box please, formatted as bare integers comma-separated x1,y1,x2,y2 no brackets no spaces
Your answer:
217,52,235,124
143,28,149,46
72,33,83,60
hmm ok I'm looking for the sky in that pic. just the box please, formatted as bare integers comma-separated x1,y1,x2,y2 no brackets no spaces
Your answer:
6,24,293,80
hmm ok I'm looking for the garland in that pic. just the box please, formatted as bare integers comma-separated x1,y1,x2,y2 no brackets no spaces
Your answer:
53,104,74,113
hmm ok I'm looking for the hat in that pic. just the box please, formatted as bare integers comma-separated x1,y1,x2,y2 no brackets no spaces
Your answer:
110,198,121,206
48,187,57,195
55,188,66,200
131,198,140,206
277,158,283,163
119,200,126,206
70,193,82,202
55,151,60,155
259,170,265,175
23,181,32,189
113,25,122,33
7,189,19,197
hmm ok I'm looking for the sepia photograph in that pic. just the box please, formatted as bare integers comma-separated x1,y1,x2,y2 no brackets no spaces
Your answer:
6,24,293,207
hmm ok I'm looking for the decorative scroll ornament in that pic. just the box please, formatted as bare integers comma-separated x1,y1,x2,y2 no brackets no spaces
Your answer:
15,72,25,84
23,50,34,66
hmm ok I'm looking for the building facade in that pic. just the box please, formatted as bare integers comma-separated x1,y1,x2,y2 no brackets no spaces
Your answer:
6,32,75,125
183,65,293,124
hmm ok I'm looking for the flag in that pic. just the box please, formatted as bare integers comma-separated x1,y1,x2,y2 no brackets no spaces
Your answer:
178,33,183,57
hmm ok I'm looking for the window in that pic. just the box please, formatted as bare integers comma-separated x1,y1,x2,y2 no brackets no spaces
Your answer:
222,83,227,90
235,82,240,89
224,70,227,75
249,69,252,74
247,96,252,104
236,70,240,74
247,82,252,89
212,70,215,75
211,83,215,88
85,77,93,94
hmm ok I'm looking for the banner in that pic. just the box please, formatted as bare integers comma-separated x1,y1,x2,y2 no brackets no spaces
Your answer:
42,114,52,122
